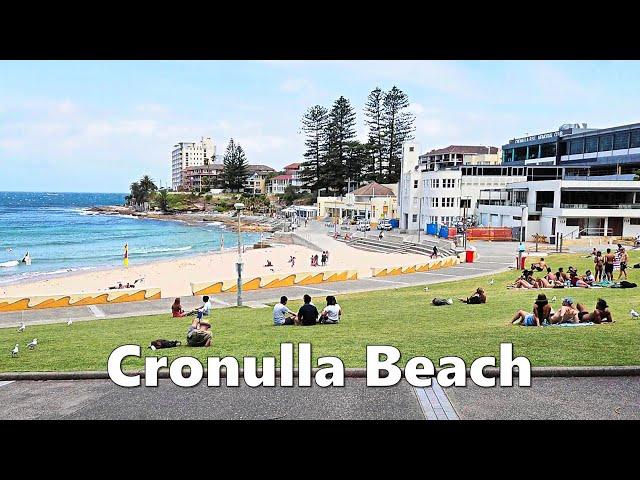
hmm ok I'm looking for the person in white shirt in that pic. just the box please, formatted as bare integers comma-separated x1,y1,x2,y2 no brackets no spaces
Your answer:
320,295,342,324
189,295,212,321
273,296,298,326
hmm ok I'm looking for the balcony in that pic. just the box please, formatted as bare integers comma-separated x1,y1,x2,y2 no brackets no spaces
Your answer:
559,203,640,209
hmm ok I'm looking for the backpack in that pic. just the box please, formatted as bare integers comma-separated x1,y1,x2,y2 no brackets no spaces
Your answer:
149,339,182,350
432,298,450,306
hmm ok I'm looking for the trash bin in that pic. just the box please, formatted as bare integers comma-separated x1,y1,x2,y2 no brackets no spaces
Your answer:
465,247,476,263
518,255,527,270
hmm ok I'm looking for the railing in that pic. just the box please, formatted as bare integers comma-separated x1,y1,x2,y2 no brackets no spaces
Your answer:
560,203,640,209
564,227,613,239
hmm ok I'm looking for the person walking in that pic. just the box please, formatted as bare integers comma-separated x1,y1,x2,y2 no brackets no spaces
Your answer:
123,243,129,268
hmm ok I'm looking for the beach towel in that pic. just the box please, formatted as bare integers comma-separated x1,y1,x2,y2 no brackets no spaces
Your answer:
547,322,595,327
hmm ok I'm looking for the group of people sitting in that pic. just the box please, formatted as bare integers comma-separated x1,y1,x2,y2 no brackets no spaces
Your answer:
512,264,596,289
310,251,329,267
510,294,614,327
168,292,343,348
273,294,341,326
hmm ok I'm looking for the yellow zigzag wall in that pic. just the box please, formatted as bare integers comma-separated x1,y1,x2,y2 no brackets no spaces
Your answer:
371,255,459,277
0,288,162,313
191,270,359,296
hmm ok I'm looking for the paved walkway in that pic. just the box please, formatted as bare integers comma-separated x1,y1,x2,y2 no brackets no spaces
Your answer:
1,375,637,420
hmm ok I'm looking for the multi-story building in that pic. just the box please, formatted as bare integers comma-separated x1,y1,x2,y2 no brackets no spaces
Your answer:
245,165,276,194
476,176,640,240
420,145,500,171
267,162,309,194
171,137,216,190
501,122,640,174
182,164,224,192
398,142,524,230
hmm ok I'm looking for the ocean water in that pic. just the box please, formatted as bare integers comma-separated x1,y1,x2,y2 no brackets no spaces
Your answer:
0,192,261,285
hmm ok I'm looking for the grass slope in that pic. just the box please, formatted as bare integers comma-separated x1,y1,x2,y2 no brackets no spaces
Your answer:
1,251,639,372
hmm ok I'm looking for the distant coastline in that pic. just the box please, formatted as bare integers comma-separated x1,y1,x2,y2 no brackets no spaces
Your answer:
87,205,276,232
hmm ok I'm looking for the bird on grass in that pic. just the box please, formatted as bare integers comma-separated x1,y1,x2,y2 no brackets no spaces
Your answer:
551,296,557,302
423,286,429,291
488,279,494,285
17,322,25,333
27,338,38,350
67,319,73,326
631,309,639,319
11,344,19,357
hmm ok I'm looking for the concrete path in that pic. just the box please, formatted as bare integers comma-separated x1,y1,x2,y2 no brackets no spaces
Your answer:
1,375,638,420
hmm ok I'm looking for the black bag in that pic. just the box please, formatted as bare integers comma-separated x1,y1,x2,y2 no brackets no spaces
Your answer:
468,295,482,304
149,339,182,349
620,281,637,288
432,298,450,306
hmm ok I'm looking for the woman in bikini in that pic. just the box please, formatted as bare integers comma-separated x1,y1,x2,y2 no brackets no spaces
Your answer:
594,251,604,282
576,298,614,324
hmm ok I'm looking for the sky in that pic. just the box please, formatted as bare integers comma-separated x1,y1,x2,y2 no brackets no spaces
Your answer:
1,60,640,193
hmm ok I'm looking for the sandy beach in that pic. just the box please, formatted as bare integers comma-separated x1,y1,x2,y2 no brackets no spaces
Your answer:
0,238,430,299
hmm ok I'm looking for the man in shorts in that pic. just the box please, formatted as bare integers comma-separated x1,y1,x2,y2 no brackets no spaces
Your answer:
617,247,628,280
604,248,615,281
187,318,212,347
550,297,579,324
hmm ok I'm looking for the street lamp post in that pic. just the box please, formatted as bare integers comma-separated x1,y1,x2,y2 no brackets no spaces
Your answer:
234,202,245,307
518,204,526,270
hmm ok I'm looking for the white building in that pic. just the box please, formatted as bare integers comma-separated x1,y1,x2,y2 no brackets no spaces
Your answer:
398,142,525,231
476,177,640,240
171,137,216,190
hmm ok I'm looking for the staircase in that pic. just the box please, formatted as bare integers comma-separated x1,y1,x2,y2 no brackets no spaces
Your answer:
337,233,457,258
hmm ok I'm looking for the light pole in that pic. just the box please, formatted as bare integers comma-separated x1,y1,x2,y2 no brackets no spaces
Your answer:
234,202,245,307
518,204,526,270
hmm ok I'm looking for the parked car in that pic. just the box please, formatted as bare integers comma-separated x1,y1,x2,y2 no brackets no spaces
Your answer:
377,219,393,231
356,220,371,231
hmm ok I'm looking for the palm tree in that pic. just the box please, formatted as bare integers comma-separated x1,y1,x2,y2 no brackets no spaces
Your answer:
157,189,170,213
130,182,142,204
139,175,158,201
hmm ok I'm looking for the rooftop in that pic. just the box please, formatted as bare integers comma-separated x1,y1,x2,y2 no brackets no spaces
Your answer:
422,145,498,156
284,163,301,170
272,174,292,181
352,181,395,197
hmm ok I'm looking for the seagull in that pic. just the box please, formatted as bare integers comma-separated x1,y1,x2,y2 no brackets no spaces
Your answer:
423,286,429,291
631,309,640,319
446,298,453,305
67,319,73,326
488,279,494,285
17,322,25,333
551,296,557,302
11,343,19,357
27,338,38,350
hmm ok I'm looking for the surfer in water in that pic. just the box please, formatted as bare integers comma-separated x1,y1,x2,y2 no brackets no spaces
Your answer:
123,243,129,267
21,251,31,265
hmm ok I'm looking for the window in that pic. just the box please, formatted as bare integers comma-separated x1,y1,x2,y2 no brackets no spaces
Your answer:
460,199,471,208
541,143,556,158
413,180,418,188
431,197,439,208
630,129,640,148
584,136,598,153
569,139,584,155
409,147,414,152
503,149,514,162
528,214,541,221
412,214,418,222
431,179,440,188
598,134,613,151
527,145,539,159
630,218,640,225
613,132,630,150
514,147,527,161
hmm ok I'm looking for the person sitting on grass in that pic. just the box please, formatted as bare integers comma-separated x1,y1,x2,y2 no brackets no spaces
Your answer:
458,287,487,304
569,271,590,288
550,297,579,324
297,294,319,326
513,270,537,289
187,295,212,320
530,257,547,272
171,297,186,317
583,270,595,286
319,295,342,324
576,298,614,324
509,294,553,327
186,317,212,347
273,296,298,326
544,267,564,287
555,267,569,282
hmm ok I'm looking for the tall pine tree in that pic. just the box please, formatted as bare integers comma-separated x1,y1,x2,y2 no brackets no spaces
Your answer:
344,140,372,191
325,96,356,194
364,87,386,182
382,86,415,184
299,105,329,195
222,138,249,192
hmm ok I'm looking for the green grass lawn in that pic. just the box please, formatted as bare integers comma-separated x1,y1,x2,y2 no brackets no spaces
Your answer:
1,251,639,372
